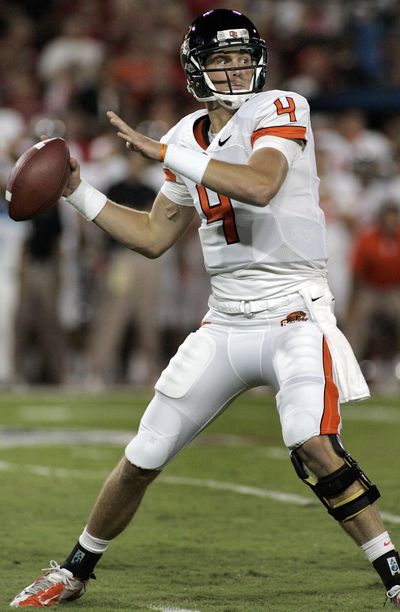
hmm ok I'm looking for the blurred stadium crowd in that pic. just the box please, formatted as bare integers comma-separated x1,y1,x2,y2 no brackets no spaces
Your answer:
1,0,400,391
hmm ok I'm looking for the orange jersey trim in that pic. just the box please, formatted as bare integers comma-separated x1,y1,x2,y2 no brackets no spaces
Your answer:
320,337,340,434
193,116,210,150
251,126,307,146
163,168,177,182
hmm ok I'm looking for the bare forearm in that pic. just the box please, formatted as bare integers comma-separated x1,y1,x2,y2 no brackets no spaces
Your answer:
92,192,195,258
202,159,278,206
94,201,159,257
62,168,156,255
64,174,195,258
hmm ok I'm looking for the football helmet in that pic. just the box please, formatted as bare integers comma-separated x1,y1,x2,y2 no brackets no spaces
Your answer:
181,9,267,110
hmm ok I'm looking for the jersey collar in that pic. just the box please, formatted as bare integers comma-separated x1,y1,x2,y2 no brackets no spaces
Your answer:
193,115,211,150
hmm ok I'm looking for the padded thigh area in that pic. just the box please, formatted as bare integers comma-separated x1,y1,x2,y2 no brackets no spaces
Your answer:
273,323,336,449
154,331,216,399
125,326,250,469
273,323,325,389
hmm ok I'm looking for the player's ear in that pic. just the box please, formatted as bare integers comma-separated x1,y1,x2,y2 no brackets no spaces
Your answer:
40,134,49,142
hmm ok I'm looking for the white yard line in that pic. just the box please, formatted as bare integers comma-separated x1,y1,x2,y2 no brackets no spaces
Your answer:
0,429,133,448
161,475,313,506
379,512,400,525
18,405,71,422
0,429,259,449
1,459,400,524
344,405,400,424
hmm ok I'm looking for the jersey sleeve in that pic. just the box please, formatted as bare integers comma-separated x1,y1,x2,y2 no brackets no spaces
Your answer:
252,135,302,166
251,91,309,149
159,126,194,207
160,169,194,207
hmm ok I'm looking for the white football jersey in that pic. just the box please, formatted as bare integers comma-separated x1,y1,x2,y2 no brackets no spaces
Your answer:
161,90,328,301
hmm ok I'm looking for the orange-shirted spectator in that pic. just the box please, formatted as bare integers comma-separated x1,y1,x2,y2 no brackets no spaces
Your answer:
346,202,400,376
352,205,400,288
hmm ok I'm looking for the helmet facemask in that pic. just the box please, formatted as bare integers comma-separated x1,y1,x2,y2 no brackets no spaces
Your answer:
196,44,265,109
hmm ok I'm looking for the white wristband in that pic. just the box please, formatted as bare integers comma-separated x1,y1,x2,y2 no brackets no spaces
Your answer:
65,180,107,221
164,144,209,185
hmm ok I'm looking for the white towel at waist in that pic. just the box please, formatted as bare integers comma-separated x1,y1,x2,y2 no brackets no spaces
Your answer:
298,279,370,403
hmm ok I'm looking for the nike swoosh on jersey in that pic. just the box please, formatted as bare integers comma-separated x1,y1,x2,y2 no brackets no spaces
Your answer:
218,135,232,146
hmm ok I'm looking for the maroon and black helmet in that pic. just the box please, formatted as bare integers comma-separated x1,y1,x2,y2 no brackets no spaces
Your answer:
181,9,268,108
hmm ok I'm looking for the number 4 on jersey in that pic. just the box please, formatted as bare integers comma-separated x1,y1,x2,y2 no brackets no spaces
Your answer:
196,185,239,245
274,96,297,122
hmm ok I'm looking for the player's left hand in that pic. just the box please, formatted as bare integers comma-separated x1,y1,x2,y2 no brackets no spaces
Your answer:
107,111,162,162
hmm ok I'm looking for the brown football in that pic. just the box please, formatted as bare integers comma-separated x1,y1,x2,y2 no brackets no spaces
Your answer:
5,137,70,221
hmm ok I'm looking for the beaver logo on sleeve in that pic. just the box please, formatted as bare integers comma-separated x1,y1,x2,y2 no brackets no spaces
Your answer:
280,311,308,326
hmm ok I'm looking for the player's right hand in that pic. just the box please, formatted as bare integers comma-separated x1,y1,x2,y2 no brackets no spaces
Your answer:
63,157,81,197
107,111,162,162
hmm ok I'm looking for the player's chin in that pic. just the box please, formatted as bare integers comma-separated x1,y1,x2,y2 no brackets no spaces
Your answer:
223,83,250,93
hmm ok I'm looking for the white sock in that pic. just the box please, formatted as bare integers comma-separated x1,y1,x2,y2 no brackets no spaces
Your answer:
79,526,111,554
361,531,395,563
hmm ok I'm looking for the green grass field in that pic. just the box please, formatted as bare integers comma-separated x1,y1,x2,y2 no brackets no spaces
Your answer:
1,389,399,611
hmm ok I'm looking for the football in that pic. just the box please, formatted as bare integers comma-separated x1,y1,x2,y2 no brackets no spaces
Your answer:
5,137,70,221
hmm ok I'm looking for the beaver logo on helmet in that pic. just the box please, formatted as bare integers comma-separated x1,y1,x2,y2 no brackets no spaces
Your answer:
180,8,268,110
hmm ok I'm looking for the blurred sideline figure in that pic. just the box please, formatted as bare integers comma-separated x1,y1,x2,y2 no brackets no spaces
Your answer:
85,154,160,387
14,207,65,385
315,137,362,324
346,201,400,389
10,8,400,611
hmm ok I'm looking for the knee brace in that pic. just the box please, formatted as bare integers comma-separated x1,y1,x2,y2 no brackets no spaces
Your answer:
290,434,380,522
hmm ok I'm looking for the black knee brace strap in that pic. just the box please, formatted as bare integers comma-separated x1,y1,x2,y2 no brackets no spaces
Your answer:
291,434,380,522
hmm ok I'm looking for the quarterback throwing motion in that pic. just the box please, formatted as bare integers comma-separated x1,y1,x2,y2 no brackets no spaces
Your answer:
10,9,400,608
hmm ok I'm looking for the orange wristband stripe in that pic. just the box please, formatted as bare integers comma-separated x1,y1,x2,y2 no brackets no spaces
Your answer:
160,143,167,162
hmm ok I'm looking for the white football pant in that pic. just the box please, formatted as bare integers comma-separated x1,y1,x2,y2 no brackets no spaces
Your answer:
125,294,341,470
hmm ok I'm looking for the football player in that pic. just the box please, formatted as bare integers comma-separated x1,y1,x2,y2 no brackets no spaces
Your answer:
10,9,400,608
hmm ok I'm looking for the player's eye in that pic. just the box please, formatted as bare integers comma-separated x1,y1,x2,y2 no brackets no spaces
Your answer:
205,54,229,68
205,52,252,69
238,55,251,66
213,55,229,66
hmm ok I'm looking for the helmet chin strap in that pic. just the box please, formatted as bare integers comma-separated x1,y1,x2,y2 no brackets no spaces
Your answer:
204,72,256,109
215,91,255,109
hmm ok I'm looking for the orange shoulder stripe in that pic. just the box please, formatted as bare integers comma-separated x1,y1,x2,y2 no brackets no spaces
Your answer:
251,126,307,146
